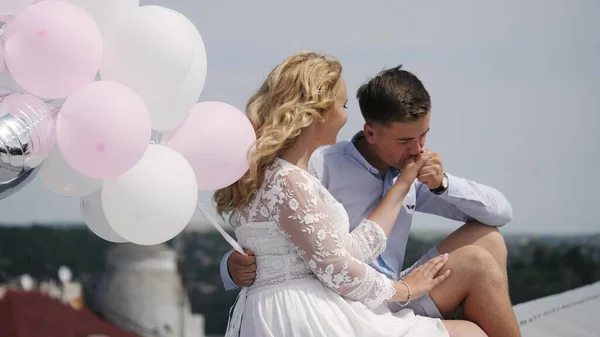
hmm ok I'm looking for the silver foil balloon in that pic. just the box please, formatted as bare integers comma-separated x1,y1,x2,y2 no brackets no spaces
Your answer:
0,89,57,200
0,164,40,200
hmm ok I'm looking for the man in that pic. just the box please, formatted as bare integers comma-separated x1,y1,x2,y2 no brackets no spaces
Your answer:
220,65,521,337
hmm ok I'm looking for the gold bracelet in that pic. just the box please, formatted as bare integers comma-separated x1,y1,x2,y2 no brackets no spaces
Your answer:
398,280,412,307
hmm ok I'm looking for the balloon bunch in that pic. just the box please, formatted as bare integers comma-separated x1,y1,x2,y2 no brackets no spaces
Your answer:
0,0,256,246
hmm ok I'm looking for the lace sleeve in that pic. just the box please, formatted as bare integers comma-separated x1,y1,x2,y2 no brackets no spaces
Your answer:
271,168,396,309
347,219,388,263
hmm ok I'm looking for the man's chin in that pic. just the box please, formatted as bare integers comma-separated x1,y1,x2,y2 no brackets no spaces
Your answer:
392,162,404,170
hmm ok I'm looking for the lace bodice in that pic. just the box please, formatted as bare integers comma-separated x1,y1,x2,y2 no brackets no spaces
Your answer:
229,158,396,309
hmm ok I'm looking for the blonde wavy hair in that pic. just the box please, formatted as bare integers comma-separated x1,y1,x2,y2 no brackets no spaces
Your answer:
214,51,343,215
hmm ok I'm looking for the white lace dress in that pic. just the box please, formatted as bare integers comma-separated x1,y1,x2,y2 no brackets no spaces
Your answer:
225,158,449,337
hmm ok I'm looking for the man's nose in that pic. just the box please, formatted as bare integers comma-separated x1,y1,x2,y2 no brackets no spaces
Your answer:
407,142,422,156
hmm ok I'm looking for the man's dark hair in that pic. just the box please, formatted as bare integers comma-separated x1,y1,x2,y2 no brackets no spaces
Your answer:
356,65,431,125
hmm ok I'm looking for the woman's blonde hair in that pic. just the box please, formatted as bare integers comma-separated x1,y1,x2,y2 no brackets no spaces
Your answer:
214,51,343,215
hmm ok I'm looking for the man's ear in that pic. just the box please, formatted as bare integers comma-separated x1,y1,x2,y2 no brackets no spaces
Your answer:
363,123,376,144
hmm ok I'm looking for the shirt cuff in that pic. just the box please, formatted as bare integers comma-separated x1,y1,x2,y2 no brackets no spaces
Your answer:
220,249,239,291
438,173,472,200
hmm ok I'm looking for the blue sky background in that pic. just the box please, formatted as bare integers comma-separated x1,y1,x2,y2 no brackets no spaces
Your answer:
1,0,598,235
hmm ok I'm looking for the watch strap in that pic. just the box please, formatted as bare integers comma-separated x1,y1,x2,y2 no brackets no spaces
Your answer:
430,173,448,195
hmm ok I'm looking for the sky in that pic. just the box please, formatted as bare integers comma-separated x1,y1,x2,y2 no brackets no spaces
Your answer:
0,0,599,235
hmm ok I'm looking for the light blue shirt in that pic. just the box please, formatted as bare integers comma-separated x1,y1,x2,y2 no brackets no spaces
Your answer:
219,131,513,290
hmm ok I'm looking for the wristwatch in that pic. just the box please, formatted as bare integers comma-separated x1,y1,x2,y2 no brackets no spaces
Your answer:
430,173,449,195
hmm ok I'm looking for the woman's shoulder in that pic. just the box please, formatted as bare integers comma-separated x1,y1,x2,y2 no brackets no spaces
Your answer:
266,158,323,188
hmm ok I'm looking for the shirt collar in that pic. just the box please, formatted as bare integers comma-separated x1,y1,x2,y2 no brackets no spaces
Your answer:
346,131,401,178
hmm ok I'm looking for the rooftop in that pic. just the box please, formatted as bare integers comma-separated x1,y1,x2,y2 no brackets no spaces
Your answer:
514,281,600,336
0,289,141,337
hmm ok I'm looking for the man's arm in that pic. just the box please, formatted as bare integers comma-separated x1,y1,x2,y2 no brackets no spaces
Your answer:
219,249,239,291
415,173,513,227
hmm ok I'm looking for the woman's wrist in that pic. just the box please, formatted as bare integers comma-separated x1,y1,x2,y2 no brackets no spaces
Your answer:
388,280,411,303
389,178,411,201
397,280,412,306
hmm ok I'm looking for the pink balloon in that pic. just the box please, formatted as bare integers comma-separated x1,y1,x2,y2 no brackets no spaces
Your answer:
0,46,5,73
2,93,56,155
165,101,256,191
3,0,102,99
56,81,151,179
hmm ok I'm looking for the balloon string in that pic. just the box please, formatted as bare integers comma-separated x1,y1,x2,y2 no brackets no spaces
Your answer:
196,202,247,256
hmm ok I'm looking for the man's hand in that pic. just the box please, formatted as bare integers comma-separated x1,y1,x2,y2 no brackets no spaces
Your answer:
398,151,431,185
227,249,256,287
418,151,445,189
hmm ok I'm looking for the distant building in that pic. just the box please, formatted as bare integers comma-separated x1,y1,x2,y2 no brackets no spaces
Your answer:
0,270,85,310
0,288,140,337
96,243,205,337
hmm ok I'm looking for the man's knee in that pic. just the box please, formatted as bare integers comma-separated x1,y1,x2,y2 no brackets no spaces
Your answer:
451,245,505,287
462,221,508,259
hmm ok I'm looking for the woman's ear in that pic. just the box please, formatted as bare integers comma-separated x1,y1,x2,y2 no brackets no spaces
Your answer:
316,112,326,124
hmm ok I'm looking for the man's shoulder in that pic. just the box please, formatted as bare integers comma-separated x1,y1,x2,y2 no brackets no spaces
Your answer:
309,141,355,178
312,141,352,160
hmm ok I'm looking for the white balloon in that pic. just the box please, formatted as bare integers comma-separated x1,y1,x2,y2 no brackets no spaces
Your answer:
81,188,127,243
39,147,102,197
101,144,197,246
62,0,139,34
99,5,195,129
0,0,33,16
146,16,208,132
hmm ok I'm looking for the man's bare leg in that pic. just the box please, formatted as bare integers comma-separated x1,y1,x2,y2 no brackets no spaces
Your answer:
427,222,521,337
438,221,508,282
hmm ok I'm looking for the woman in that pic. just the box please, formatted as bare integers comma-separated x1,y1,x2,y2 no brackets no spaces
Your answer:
214,51,486,337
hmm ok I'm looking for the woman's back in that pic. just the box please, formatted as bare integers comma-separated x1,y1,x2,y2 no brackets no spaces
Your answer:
229,158,348,291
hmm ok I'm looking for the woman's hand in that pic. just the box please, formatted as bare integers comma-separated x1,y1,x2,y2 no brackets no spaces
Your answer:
397,150,431,185
388,151,431,199
366,151,432,237
401,253,451,300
